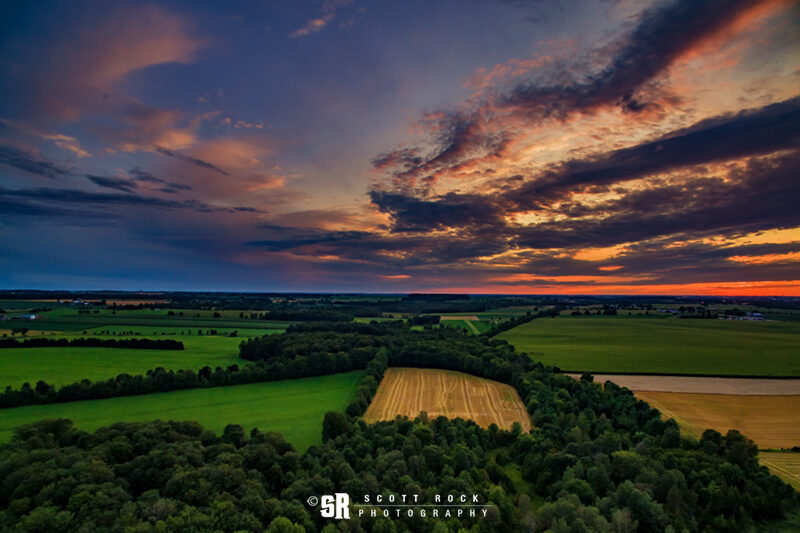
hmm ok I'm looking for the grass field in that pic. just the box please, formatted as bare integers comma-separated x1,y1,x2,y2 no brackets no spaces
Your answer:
498,317,800,376
760,452,800,492
12,307,290,332
0,336,244,388
0,371,364,450
633,391,800,449
364,368,531,431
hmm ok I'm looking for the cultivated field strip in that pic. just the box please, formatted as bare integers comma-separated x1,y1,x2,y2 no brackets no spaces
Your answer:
634,391,800,450
364,368,531,431
567,374,800,395
759,453,800,491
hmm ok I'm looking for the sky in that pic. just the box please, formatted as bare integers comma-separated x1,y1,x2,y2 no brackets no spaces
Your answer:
1,0,799,295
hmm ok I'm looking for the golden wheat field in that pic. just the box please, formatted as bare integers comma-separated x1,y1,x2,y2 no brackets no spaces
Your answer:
634,391,800,450
364,367,531,431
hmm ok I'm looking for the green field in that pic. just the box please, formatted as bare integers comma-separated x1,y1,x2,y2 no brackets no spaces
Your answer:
0,336,245,388
498,317,800,376
7,306,290,332
441,319,493,335
0,371,364,450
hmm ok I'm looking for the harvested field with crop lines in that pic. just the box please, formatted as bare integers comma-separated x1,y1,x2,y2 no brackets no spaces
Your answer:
364,368,531,431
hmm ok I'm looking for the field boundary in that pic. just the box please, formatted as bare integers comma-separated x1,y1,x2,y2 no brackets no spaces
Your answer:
567,374,800,395
565,370,800,379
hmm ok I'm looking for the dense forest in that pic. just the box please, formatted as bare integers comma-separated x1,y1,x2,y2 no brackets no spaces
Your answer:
0,321,797,531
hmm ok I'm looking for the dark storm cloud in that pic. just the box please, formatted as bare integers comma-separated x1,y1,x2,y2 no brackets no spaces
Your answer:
0,145,72,179
154,146,229,176
369,190,506,232
508,96,800,207
86,174,137,193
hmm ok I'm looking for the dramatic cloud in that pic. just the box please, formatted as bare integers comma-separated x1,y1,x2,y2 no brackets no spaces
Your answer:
507,96,800,208
1,0,797,292
370,190,505,231
369,97,800,235
502,0,765,115
374,0,785,184
0,145,72,179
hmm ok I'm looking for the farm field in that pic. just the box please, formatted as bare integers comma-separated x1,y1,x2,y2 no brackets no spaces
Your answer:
439,317,492,335
633,391,800,450
568,374,800,395
7,306,290,332
0,336,243,388
760,453,800,492
498,317,800,376
364,367,531,431
0,371,364,450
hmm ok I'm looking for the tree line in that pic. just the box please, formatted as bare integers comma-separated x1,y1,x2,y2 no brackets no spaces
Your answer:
481,306,564,337
0,322,407,409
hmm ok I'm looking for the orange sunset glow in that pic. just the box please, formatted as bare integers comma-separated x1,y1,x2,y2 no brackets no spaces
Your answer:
0,0,798,294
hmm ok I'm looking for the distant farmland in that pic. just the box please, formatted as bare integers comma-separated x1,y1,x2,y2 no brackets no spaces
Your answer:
498,317,800,376
634,391,800,450
364,368,531,431
0,336,243,388
0,371,364,451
